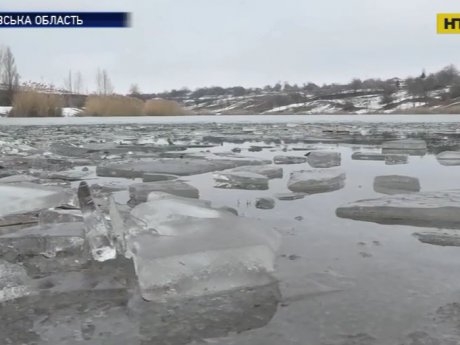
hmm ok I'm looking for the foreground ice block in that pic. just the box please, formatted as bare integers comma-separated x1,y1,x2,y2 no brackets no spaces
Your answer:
0,260,35,302
129,197,225,236
78,182,116,262
129,219,280,301
124,196,281,301
0,183,74,217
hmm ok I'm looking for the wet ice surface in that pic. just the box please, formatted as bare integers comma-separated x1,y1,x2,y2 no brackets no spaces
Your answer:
2,117,460,344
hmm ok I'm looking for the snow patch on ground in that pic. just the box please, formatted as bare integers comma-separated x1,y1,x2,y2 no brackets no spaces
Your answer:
62,108,82,117
0,106,12,117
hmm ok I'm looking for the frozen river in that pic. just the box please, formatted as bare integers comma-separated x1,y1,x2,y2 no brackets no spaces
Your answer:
2,114,460,126
1,117,460,344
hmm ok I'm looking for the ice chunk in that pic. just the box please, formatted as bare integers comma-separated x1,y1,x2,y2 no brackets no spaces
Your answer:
26,156,75,171
130,281,280,344
97,157,271,178
414,231,460,247
41,169,92,181
129,217,280,301
306,151,341,168
78,182,116,262
228,165,283,179
108,196,131,255
385,154,409,165
147,191,210,206
0,212,39,233
0,260,35,302
288,169,346,194
129,198,227,236
373,175,421,195
142,173,178,182
274,155,307,164
255,197,275,209
123,194,280,300
0,174,39,183
0,222,85,259
351,152,385,161
436,151,460,166
39,208,83,225
129,180,199,204
275,192,306,201
213,171,269,190
336,190,460,229
382,139,427,155
0,183,74,217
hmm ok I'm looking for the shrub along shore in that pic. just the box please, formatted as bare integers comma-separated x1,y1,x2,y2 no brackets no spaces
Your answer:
7,92,189,117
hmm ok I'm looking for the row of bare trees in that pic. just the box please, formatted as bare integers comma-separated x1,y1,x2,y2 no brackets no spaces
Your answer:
63,68,113,96
0,46,20,104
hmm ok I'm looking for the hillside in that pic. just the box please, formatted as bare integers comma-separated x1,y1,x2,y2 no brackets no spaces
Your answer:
2,65,460,116
180,88,451,115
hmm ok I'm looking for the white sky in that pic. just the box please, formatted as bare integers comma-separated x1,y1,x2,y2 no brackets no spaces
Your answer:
1,0,460,93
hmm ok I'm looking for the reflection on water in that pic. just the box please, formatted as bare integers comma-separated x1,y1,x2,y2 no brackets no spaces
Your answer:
0,280,280,345
131,282,280,345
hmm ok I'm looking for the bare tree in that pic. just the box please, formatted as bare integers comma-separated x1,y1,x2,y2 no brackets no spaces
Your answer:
64,70,73,93
350,78,363,92
74,71,83,95
1,46,20,104
129,83,141,96
96,68,113,95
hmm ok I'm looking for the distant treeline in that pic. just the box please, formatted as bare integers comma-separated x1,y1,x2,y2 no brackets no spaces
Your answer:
135,65,460,106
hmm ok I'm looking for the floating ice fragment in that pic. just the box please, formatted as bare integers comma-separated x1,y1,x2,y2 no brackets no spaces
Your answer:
288,169,346,194
0,183,74,217
213,171,269,190
77,182,116,262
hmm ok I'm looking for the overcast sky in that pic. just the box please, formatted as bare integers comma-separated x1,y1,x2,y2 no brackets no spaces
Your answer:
1,0,459,93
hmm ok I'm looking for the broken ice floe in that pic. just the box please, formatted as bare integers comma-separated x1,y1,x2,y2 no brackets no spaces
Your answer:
336,190,460,229
0,260,34,302
213,171,269,190
119,194,281,301
142,173,178,182
351,152,386,161
78,182,116,262
384,154,409,165
274,155,307,164
38,208,83,225
0,221,85,255
288,169,346,194
373,175,421,195
228,165,283,179
129,180,199,204
436,151,460,166
0,183,74,217
382,139,427,155
275,192,306,201
413,232,460,247
306,151,341,168
255,197,275,209
96,157,271,178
